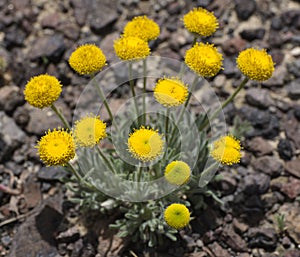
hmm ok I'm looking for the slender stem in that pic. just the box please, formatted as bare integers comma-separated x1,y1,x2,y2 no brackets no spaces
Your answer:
137,165,142,182
192,36,198,46
178,63,185,79
94,81,114,121
169,75,198,146
65,162,82,181
129,62,140,126
202,77,249,129
96,146,116,174
51,104,71,130
142,59,147,125
165,108,170,146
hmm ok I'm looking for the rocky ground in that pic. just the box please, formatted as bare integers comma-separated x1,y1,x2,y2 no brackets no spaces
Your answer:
0,0,300,256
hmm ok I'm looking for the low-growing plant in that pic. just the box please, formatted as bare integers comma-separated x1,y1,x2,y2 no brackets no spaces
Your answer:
23,7,275,248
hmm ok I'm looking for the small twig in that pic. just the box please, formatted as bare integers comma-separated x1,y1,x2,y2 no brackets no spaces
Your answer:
0,184,21,196
0,209,37,228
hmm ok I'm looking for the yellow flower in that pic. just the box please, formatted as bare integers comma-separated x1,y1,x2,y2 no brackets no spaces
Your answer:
24,74,62,109
36,128,76,166
185,43,223,77
236,48,275,81
68,44,106,75
164,203,190,230
183,7,219,37
128,126,164,162
154,77,189,107
164,161,191,185
210,135,241,165
123,16,160,41
73,115,106,147
114,36,150,61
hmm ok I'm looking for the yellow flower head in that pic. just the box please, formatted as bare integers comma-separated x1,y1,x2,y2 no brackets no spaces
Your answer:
36,128,76,166
185,43,223,77
164,203,190,230
123,16,160,41
24,74,62,109
154,77,189,107
73,115,107,147
237,48,275,81
68,44,106,75
183,7,219,37
164,161,191,186
210,135,241,165
128,126,164,162
114,36,150,61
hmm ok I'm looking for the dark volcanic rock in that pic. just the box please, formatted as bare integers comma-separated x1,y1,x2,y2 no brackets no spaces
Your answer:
4,25,27,48
281,177,300,199
221,37,247,56
287,59,300,78
88,0,118,34
247,137,273,156
245,88,274,109
221,225,248,252
271,16,283,30
285,159,300,178
234,0,256,20
0,111,26,162
241,173,270,195
287,78,300,100
240,106,280,139
0,85,24,113
240,28,265,41
277,139,294,160
37,166,68,181
252,156,283,177
208,242,231,257
29,34,66,63
283,115,300,149
247,227,277,251
8,196,63,257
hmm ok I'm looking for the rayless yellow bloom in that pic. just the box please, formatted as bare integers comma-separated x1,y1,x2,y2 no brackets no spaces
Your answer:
123,16,160,41
24,74,62,109
154,77,189,107
114,36,150,61
164,203,190,230
210,135,241,165
128,126,164,162
185,43,223,77
183,7,219,37
37,128,76,166
237,48,275,81
164,161,191,185
73,115,106,147
69,44,106,75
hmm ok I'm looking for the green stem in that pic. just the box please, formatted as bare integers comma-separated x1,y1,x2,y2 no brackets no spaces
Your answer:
165,108,170,146
142,59,147,125
96,146,116,174
51,104,71,130
65,162,82,182
94,81,114,122
129,62,140,126
192,36,198,46
202,77,249,130
169,75,198,146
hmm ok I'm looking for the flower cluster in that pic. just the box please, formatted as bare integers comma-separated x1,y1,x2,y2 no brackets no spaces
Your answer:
23,8,276,246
